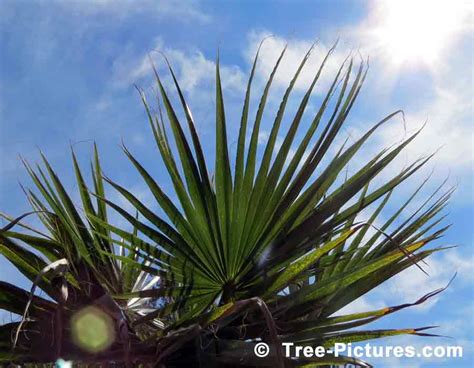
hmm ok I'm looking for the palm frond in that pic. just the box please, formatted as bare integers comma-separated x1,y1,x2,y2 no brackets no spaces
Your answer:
0,43,452,366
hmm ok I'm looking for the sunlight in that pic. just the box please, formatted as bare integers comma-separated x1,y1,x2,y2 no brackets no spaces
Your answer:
371,0,468,66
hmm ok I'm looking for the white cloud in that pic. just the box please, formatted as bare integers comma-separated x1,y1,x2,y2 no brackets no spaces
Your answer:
332,247,473,318
384,249,473,311
344,0,473,177
111,38,246,94
350,0,472,70
372,71,473,176
105,38,247,143
107,23,471,191
245,31,351,94
58,0,210,23
240,25,471,206
257,131,270,145
336,295,385,316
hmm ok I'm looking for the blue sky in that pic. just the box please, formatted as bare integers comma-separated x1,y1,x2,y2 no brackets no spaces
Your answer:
0,1,472,366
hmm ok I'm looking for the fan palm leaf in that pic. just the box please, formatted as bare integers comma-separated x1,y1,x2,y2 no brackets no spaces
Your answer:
0,42,452,367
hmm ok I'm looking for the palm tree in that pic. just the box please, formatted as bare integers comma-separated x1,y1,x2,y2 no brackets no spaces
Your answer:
0,42,452,367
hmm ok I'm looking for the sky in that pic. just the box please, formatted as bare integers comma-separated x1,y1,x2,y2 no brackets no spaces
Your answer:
0,0,473,366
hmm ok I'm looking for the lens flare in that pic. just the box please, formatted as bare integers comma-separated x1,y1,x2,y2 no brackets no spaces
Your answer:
71,306,115,353
55,359,72,368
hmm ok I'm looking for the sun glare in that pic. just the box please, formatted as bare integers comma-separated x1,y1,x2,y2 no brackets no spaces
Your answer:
372,0,468,67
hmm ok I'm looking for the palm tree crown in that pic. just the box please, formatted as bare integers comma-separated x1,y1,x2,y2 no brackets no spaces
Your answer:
0,41,452,367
